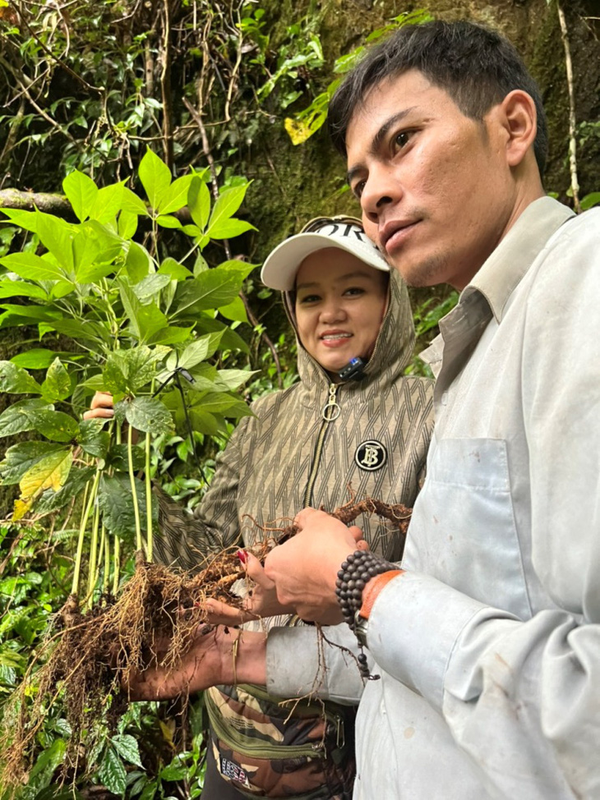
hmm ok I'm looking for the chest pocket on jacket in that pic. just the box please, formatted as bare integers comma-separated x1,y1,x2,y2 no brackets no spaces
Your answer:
404,437,532,619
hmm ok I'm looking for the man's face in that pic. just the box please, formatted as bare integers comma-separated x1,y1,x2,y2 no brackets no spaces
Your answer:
346,70,518,289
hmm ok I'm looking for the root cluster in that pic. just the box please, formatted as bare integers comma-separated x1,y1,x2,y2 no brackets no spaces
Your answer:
0,498,410,791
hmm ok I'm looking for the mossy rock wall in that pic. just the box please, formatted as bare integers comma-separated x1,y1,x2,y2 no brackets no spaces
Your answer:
236,0,600,264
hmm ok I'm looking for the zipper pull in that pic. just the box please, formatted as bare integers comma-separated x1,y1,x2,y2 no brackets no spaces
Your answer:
322,383,341,422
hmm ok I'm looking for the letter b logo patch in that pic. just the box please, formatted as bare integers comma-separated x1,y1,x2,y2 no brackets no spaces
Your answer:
354,440,387,471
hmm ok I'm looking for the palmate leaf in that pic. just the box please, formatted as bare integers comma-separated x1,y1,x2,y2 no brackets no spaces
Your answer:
0,278,48,300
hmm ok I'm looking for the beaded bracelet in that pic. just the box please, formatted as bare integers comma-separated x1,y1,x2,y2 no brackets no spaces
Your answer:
335,550,397,680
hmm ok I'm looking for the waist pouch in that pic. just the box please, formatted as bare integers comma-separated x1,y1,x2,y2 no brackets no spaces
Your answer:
205,684,356,799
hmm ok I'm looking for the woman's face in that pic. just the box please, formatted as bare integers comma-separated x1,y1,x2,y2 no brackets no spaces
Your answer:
294,247,389,375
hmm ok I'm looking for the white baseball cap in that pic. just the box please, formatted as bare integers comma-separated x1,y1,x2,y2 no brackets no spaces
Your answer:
260,216,390,291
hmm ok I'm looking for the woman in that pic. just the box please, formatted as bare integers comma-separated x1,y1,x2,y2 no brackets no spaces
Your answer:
87,217,434,799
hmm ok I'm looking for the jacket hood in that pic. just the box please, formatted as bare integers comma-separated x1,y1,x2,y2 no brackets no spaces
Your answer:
283,268,416,401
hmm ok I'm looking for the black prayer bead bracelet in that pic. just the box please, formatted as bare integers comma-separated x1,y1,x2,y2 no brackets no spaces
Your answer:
335,550,397,680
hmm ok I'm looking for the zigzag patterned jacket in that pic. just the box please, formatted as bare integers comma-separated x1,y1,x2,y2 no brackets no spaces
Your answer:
154,269,434,799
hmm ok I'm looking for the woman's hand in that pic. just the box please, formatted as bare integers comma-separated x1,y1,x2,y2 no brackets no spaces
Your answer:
204,552,297,625
83,391,114,420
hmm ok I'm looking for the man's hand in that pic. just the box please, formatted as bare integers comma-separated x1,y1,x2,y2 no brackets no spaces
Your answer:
125,625,267,700
204,553,297,625
263,507,365,625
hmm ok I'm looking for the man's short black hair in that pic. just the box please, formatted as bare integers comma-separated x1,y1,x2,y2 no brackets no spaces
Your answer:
328,20,548,175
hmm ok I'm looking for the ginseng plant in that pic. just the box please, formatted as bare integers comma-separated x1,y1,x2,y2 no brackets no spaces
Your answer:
0,149,258,792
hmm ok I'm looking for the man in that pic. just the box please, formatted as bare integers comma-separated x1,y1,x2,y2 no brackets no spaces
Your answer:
131,20,600,799
262,19,600,800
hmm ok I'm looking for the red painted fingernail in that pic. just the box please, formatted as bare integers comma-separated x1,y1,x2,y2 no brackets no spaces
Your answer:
237,550,248,564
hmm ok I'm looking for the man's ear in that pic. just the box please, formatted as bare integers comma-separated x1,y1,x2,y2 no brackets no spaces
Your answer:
499,89,538,168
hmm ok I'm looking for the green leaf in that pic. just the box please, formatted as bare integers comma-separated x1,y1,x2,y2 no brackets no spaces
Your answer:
35,210,75,272
41,357,72,402
35,465,95,514
90,182,126,224
0,441,67,485
194,315,249,353
581,192,600,211
126,241,153,283
19,448,73,501
219,296,248,323
188,178,211,230
0,398,52,438
0,278,47,300
48,317,109,344
118,208,139,239
208,218,256,240
0,361,42,394
78,418,110,458
133,273,171,302
27,738,66,792
173,270,244,317
103,346,167,396
99,746,128,796
139,148,172,211
112,734,144,768
11,349,66,369
160,754,190,782
156,214,183,229
167,332,223,372
122,187,150,216
124,397,173,436
206,184,249,236
0,251,64,282
63,170,99,222
22,408,79,443
215,368,257,391
105,444,145,473
158,257,192,281
0,208,39,232
98,473,153,540
119,282,168,342
159,173,195,214
146,325,194,346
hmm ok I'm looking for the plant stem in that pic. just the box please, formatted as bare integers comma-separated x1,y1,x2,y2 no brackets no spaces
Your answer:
145,431,153,562
128,423,143,553
85,502,101,609
557,1,581,213
113,536,120,595
71,467,102,597
101,524,110,592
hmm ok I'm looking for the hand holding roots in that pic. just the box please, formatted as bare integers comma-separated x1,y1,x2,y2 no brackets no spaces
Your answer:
0,498,410,789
